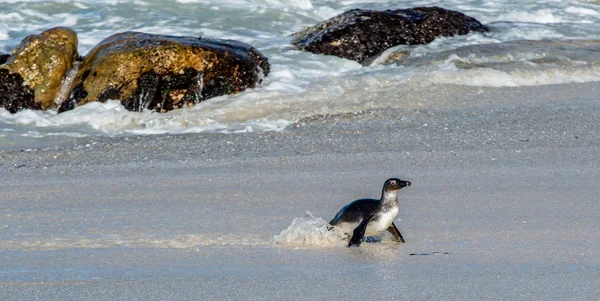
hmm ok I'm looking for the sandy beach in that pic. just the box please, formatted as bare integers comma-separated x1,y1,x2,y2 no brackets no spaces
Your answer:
2,82,600,300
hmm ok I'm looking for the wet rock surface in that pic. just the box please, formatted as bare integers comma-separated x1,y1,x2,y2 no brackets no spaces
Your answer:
1,27,78,110
0,53,9,65
292,6,488,62
61,32,269,113
0,69,38,113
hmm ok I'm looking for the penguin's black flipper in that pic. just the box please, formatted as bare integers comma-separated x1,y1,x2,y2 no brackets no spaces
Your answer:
386,222,405,243
348,214,374,247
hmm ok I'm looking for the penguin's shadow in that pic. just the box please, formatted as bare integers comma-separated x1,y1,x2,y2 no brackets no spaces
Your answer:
349,235,451,257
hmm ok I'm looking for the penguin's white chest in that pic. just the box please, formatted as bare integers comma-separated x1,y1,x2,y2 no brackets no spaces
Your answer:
365,206,399,236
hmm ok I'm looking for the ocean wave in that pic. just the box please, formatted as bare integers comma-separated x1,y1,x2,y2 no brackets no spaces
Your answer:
2,0,600,145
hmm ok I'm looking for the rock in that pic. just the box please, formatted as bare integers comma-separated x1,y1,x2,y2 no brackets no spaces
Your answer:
1,27,78,111
0,69,38,113
0,53,9,65
292,7,488,62
60,32,269,113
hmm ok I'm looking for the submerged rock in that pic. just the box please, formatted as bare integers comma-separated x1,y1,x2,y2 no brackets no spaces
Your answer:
1,27,78,111
389,39,600,69
292,7,488,62
60,32,270,113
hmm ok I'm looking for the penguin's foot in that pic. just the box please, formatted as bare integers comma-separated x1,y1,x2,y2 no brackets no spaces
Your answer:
365,236,381,243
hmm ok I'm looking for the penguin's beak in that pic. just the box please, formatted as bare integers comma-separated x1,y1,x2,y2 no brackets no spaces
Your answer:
400,180,411,187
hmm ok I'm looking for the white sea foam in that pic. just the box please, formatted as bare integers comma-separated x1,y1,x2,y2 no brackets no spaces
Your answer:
0,100,291,136
492,9,566,24
273,211,347,247
566,6,600,16
418,66,600,87
0,233,268,251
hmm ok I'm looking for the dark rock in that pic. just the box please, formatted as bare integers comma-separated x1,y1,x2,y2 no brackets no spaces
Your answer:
125,67,203,112
58,83,86,113
0,53,9,65
62,32,270,113
0,69,39,113
292,7,488,62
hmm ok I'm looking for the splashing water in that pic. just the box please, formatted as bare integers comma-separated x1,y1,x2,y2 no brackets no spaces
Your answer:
192,71,204,105
54,61,81,106
273,211,348,247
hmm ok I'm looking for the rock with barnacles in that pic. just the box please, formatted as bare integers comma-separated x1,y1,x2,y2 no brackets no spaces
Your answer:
59,32,270,113
0,27,79,113
292,6,488,63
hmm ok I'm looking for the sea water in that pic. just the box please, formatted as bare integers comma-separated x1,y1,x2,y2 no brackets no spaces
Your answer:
1,0,600,149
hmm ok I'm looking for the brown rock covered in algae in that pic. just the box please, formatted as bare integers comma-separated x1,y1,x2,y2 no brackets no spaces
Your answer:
292,7,488,63
1,27,79,111
59,32,270,113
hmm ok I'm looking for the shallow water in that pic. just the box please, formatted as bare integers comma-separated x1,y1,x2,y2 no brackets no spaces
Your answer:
2,0,600,148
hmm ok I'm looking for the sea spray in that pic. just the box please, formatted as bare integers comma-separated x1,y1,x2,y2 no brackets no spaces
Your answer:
192,72,204,105
55,61,81,106
273,211,347,246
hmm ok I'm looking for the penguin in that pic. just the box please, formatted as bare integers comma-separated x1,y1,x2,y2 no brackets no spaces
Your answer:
329,178,411,247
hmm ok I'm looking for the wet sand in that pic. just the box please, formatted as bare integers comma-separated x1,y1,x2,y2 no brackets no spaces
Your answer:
2,82,600,300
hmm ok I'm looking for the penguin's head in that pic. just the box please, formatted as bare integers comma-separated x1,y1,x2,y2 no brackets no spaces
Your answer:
385,178,411,190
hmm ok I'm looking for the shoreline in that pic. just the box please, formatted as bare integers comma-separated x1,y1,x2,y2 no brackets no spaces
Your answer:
2,80,600,164
2,80,600,154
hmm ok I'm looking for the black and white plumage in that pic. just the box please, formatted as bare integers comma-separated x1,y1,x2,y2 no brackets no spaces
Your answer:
329,178,411,247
